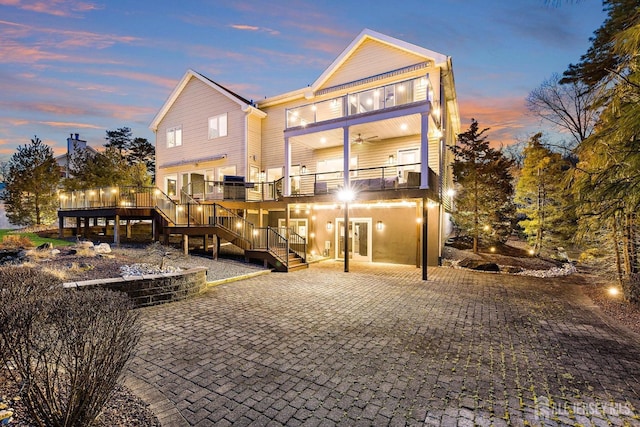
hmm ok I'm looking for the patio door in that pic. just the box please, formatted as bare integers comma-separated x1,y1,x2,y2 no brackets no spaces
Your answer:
336,218,372,262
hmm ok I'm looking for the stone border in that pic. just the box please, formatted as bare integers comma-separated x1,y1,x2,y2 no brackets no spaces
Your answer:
63,267,208,308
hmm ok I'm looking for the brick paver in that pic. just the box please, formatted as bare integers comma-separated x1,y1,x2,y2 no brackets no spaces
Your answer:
127,261,640,426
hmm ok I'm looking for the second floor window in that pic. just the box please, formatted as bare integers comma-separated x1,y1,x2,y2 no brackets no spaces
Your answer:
166,126,182,148
209,113,228,139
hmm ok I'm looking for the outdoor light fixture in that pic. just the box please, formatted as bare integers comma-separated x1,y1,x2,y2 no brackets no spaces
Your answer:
446,188,455,197
236,221,242,229
608,287,620,297
490,247,496,253
376,221,383,231
337,188,355,202
483,225,490,231
388,154,395,165
301,165,307,174
326,221,333,231
528,249,535,256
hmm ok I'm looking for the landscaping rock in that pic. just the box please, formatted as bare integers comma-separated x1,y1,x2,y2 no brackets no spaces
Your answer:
458,258,501,272
50,249,61,256
78,241,94,249
94,243,112,254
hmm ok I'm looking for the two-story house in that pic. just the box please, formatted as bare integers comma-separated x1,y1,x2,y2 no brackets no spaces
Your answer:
149,28,459,271
59,29,459,274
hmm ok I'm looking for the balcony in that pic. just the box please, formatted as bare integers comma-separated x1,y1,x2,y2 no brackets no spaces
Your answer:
290,163,438,197
286,75,433,129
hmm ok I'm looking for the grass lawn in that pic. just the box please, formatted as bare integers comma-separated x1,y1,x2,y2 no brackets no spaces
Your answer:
0,229,75,248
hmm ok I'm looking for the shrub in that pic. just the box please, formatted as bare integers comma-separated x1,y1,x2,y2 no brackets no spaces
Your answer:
0,234,34,250
0,267,141,427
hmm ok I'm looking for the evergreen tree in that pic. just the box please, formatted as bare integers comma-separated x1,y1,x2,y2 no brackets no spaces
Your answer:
450,119,515,253
104,127,132,156
561,0,639,88
514,133,576,256
65,147,151,191
3,136,60,226
564,0,640,301
129,137,155,182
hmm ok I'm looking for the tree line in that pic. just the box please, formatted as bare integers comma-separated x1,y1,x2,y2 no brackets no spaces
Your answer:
451,0,640,303
1,128,154,227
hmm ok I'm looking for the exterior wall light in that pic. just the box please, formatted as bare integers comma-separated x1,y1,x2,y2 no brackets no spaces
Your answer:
301,165,307,174
376,221,383,231
388,155,395,165
327,221,333,231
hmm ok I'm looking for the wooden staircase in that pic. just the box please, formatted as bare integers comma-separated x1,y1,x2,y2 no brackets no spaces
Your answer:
154,193,307,272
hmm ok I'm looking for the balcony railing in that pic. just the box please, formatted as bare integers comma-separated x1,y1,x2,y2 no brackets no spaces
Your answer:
286,75,433,128
289,163,438,196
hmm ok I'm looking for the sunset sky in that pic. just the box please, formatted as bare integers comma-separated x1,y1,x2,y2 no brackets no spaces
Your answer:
0,0,606,158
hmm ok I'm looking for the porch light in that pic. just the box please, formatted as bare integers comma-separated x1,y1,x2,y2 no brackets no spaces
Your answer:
608,287,620,297
110,188,118,194
483,225,490,231
154,189,161,195
528,249,535,256
253,229,259,236
490,247,496,253
376,221,383,231
326,221,333,231
236,221,243,229
388,154,395,165
400,123,408,131
446,188,456,197
301,165,307,174
310,232,315,238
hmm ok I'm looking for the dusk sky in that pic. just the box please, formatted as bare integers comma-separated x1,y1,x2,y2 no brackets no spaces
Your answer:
0,0,606,158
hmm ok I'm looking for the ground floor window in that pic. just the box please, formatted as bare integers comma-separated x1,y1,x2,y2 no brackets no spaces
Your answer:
165,175,177,197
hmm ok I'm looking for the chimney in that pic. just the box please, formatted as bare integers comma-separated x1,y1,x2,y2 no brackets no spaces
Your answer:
74,133,79,140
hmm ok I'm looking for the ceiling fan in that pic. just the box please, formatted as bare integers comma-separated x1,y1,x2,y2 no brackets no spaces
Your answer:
352,133,378,144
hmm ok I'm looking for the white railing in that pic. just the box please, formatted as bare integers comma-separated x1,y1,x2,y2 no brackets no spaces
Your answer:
286,75,433,128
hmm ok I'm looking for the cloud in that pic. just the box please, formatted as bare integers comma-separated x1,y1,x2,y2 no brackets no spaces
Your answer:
92,70,177,89
458,95,537,147
39,121,103,129
229,24,279,35
0,0,102,17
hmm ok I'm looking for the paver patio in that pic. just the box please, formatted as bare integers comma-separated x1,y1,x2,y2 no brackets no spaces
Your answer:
126,261,640,426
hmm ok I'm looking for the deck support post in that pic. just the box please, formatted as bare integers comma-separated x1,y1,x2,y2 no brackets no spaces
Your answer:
182,234,188,255
113,215,120,246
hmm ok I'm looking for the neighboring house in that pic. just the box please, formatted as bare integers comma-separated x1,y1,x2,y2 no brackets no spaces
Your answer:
150,29,459,267
55,133,98,178
0,182,17,229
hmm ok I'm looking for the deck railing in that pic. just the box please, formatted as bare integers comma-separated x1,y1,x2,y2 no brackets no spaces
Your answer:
291,163,438,196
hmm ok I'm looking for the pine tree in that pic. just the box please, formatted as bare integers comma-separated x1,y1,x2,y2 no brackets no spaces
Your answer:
564,0,640,301
514,133,575,256
450,119,515,253
3,136,60,226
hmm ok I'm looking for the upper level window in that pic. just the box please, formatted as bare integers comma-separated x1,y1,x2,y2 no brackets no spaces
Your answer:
166,126,182,148
208,113,228,139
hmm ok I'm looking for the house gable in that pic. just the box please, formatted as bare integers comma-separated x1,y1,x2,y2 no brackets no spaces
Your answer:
149,69,257,132
312,29,448,94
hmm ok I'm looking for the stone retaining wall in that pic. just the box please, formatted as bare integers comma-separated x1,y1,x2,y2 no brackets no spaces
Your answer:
63,267,208,308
